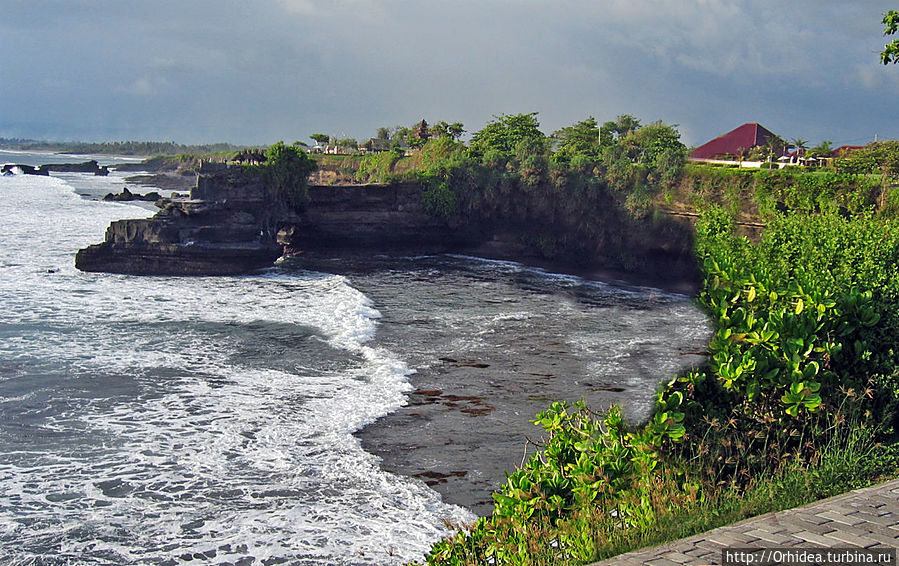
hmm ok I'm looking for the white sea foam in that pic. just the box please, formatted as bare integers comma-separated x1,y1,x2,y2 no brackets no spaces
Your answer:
0,169,473,565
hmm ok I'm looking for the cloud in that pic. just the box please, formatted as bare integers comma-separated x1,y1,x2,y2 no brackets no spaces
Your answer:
0,1,896,146
117,73,175,97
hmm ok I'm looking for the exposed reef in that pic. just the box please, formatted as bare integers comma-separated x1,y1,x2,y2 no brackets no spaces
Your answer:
102,187,162,202
2,160,109,176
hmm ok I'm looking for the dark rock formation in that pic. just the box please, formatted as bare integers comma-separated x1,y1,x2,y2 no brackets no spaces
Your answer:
278,182,483,256
102,187,162,202
77,160,484,276
2,161,109,176
76,163,284,275
1,164,48,176
77,162,699,284
40,160,109,175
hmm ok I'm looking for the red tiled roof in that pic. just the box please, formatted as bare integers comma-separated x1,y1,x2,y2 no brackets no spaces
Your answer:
690,123,781,159
833,145,864,157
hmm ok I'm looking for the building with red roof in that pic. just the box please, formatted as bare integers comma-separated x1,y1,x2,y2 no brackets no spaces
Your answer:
690,123,783,160
832,145,864,157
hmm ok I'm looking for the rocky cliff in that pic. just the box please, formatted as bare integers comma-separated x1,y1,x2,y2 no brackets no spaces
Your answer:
77,163,699,285
76,164,481,276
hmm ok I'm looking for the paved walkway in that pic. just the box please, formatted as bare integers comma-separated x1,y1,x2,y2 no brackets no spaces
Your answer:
590,478,899,565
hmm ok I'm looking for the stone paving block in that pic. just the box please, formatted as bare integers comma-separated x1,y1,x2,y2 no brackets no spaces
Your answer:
792,510,835,526
705,531,758,547
784,516,839,536
791,529,844,546
692,539,726,554
858,513,899,527
741,528,794,544
656,551,696,564
822,528,882,548
815,509,868,526
647,557,696,566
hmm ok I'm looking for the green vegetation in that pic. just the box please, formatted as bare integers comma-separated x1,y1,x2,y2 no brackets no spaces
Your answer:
676,164,881,218
356,150,402,183
257,142,317,209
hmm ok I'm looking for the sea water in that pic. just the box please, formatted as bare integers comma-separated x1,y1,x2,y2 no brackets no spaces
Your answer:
0,157,472,565
0,154,710,564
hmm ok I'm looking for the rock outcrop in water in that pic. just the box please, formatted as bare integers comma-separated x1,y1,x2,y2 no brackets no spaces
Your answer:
76,163,285,275
102,187,162,202
2,164,48,176
76,163,481,275
2,160,109,176
41,160,110,175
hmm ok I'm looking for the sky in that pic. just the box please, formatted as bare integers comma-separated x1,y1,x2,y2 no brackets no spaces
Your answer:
1,0,897,148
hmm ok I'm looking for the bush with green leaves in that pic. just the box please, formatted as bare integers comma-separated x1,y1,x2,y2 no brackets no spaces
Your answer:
356,150,401,183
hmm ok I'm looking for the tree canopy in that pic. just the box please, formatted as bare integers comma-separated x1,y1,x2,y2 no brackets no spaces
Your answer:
468,112,546,159
263,141,317,209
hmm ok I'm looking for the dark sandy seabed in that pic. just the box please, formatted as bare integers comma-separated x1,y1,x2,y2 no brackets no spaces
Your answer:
282,254,711,516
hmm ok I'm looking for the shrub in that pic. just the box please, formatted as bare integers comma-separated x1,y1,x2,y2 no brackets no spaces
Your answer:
356,150,401,183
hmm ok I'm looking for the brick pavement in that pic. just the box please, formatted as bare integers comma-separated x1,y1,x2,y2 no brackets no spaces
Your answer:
589,478,899,565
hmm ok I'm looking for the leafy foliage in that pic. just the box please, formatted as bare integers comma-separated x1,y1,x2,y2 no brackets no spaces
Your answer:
356,150,402,183
260,141,317,209
468,113,547,161
882,10,899,64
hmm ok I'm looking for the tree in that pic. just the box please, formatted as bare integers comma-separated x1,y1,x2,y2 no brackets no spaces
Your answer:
376,127,391,140
263,141,317,209
808,140,834,159
309,133,329,146
336,138,358,152
431,121,465,140
790,138,808,152
553,117,601,164
468,112,546,160
882,10,899,64
633,120,686,165
602,114,642,141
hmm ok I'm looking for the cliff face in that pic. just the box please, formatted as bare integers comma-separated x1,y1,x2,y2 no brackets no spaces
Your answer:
283,182,482,253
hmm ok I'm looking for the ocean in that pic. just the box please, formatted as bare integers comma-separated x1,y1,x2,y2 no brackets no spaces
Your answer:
0,151,710,565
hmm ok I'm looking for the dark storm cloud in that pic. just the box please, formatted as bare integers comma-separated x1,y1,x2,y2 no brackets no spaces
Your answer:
1,0,896,145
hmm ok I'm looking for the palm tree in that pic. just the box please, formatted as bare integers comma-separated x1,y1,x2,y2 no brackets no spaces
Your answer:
788,138,808,165
809,140,833,158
